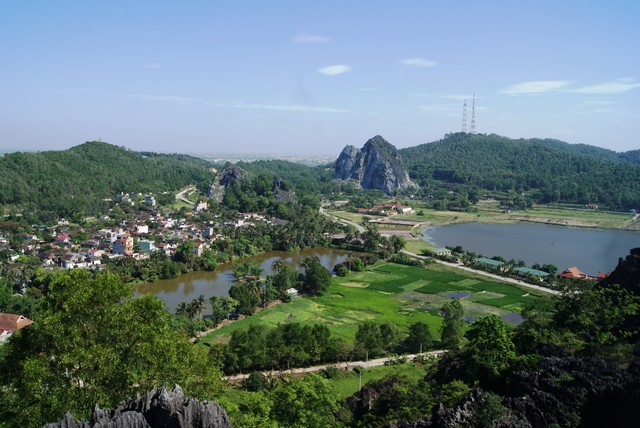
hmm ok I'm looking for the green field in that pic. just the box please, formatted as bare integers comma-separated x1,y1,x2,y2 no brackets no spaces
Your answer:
200,261,547,347
328,199,636,231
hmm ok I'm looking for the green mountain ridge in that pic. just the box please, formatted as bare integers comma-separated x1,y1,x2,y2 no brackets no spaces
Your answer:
0,141,213,221
399,133,640,209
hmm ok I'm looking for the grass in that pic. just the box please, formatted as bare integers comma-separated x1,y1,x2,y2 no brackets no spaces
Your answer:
220,362,428,409
330,198,636,232
200,260,548,347
327,362,428,400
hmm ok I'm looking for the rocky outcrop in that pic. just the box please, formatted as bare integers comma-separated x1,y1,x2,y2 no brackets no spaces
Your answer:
598,247,640,295
44,385,232,428
207,166,248,202
334,136,415,195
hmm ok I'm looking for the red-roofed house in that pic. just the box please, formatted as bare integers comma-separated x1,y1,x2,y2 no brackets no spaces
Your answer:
558,266,591,280
0,313,34,343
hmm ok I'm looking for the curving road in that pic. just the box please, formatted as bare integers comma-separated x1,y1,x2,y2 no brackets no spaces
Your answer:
176,186,196,205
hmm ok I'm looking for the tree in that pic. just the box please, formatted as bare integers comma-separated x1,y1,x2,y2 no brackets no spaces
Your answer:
0,270,223,427
390,235,406,254
464,315,516,379
404,321,433,353
229,284,261,315
441,299,465,350
209,296,228,326
269,262,299,299
355,321,384,359
379,322,402,352
270,373,340,427
300,256,331,295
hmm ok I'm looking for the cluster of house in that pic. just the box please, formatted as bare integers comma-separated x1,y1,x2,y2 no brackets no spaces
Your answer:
432,248,609,283
355,202,415,216
558,266,608,281
0,199,274,275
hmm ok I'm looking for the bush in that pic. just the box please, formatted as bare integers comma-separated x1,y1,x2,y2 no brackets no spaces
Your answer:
322,365,341,379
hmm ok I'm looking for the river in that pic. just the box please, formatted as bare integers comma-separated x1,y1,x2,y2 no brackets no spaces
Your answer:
422,222,639,276
135,248,354,312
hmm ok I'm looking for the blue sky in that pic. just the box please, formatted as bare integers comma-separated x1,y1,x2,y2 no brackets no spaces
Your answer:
2,1,639,155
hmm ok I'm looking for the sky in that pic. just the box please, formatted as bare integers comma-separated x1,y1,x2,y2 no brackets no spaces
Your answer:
1,1,639,155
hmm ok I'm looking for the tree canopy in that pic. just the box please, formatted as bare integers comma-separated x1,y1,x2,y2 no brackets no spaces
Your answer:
0,270,224,427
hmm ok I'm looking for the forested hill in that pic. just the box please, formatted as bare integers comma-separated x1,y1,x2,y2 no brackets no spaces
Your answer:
0,141,213,221
399,133,640,209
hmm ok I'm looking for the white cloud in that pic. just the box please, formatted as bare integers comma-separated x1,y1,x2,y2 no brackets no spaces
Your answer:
500,80,573,95
233,102,348,113
402,57,437,68
293,32,331,44
318,64,351,76
570,78,640,94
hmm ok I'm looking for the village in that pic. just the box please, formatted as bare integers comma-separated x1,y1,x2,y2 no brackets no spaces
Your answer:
0,192,277,284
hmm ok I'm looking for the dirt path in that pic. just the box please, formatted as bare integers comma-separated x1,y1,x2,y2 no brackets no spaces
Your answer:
224,350,447,382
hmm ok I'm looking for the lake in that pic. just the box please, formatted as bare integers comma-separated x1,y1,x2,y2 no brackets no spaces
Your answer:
135,248,354,312
422,222,639,276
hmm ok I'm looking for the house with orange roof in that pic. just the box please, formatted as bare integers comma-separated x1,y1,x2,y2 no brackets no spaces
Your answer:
0,313,34,343
558,266,592,280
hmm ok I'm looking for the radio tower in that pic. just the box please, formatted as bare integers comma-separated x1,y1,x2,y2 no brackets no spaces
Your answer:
461,99,468,132
469,93,477,134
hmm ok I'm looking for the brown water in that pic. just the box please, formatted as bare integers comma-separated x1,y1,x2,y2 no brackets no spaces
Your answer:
134,248,355,312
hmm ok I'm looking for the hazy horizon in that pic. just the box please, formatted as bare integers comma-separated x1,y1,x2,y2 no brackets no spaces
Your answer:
2,1,639,154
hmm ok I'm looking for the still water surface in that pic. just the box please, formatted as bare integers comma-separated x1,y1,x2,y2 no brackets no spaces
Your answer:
423,222,639,276
135,248,353,312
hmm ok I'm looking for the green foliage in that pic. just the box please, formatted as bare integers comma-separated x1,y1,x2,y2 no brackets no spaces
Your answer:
300,256,331,295
270,373,340,428
441,299,465,350
0,142,213,221
0,270,223,427
404,321,434,353
552,283,640,356
464,315,516,379
223,322,335,373
401,133,640,210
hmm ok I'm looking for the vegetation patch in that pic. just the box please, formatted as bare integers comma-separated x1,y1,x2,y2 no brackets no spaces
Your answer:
341,282,369,288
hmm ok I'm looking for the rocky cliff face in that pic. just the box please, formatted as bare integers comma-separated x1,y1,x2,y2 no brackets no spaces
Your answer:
598,247,640,295
207,166,248,202
333,136,415,195
44,385,232,428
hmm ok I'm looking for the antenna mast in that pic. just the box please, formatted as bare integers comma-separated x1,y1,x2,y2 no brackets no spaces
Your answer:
461,99,467,132
469,93,477,134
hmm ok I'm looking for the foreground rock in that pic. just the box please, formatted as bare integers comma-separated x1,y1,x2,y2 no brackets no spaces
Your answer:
334,135,415,195
44,385,232,428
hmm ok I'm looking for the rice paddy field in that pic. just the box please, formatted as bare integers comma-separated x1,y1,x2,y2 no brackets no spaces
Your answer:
199,261,549,347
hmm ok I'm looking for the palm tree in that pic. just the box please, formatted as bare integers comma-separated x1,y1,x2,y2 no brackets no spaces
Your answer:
176,301,189,317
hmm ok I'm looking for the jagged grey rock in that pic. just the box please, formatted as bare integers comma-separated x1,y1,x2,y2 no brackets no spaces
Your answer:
334,135,415,195
44,385,232,428
207,166,248,202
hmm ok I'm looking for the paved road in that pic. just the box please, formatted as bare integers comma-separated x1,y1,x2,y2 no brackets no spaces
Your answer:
402,250,560,295
320,207,366,233
225,350,447,382
176,186,196,205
